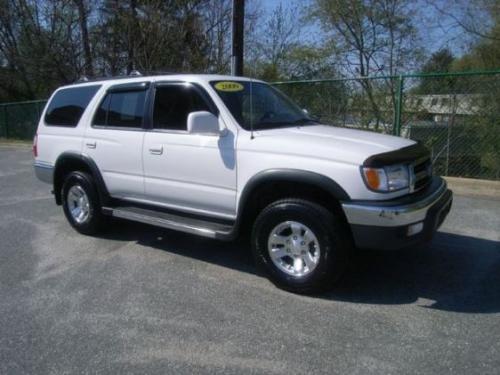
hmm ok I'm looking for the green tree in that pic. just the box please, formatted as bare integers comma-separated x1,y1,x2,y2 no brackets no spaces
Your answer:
416,48,457,94
453,23,500,71
422,49,455,73
0,0,86,99
310,0,423,130
94,0,209,75
248,1,336,81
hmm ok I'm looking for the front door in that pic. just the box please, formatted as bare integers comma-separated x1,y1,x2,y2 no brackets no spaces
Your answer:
142,82,237,219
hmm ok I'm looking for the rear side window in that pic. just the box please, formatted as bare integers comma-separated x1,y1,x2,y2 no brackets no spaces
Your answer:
45,85,101,127
153,84,211,131
93,90,146,128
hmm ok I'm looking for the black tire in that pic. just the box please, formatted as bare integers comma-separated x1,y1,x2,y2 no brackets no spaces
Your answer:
61,171,105,235
252,199,351,294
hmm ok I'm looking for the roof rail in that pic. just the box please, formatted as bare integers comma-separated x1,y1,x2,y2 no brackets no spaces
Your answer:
73,75,134,84
72,70,184,85
144,70,178,75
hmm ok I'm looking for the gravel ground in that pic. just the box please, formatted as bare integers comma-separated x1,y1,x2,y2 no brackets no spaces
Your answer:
1,144,499,374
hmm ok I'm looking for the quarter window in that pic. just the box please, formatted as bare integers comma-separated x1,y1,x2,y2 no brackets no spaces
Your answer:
45,85,101,127
93,90,146,128
153,84,211,131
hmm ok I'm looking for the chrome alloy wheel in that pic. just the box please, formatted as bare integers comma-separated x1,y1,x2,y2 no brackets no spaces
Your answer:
267,221,321,278
67,185,90,224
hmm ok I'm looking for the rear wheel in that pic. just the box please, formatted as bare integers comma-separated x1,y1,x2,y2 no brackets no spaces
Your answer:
252,199,350,294
62,171,105,235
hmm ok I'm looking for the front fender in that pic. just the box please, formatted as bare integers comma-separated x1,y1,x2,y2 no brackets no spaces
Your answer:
237,168,351,216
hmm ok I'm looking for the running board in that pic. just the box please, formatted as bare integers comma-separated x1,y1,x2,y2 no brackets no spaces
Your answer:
102,206,235,240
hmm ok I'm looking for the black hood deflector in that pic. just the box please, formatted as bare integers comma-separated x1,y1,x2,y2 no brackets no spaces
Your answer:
363,142,429,168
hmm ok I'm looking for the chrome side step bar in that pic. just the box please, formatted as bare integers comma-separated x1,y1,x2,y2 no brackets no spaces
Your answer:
102,206,235,240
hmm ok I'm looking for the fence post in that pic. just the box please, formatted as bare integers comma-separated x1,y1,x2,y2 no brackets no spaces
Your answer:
3,105,8,138
393,74,404,136
445,94,458,176
36,101,41,119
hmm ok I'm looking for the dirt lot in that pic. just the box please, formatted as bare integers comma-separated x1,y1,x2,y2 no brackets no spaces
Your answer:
1,144,499,374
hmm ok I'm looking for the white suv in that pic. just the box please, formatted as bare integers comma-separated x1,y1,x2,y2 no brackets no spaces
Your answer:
33,74,452,293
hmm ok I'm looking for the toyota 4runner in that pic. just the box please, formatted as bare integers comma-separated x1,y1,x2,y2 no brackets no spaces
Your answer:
33,74,453,293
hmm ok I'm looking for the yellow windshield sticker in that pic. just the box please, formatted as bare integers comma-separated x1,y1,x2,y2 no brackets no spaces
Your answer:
214,81,244,92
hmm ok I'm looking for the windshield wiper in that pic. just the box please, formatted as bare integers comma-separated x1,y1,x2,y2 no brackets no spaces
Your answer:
251,118,320,130
250,122,288,130
291,118,320,125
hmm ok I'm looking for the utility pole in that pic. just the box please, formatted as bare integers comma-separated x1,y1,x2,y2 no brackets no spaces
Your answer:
231,0,245,76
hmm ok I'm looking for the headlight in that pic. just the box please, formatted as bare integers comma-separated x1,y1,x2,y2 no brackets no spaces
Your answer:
362,164,410,192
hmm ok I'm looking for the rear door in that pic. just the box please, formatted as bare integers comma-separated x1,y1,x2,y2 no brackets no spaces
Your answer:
36,84,101,166
83,82,149,199
142,82,237,219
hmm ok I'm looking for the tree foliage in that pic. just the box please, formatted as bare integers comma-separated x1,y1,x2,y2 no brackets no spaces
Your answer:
311,0,422,77
309,0,423,129
0,0,240,101
245,1,336,81
415,48,456,94
0,0,498,103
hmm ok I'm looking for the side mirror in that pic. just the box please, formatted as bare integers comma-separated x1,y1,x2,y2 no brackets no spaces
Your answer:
303,108,321,122
187,111,221,135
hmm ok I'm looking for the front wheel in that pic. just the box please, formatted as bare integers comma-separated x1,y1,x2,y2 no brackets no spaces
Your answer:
252,199,351,294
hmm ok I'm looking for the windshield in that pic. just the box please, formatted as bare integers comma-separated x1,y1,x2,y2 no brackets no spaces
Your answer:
210,80,319,130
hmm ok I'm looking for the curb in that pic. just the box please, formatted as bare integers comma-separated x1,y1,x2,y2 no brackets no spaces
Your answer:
444,176,500,199
0,140,32,148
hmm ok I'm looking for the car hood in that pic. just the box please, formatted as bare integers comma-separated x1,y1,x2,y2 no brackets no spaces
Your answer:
248,125,415,165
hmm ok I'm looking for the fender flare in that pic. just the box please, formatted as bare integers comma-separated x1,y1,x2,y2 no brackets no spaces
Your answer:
53,152,110,205
237,168,350,217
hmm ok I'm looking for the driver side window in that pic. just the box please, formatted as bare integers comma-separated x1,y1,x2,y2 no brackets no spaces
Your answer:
153,84,211,131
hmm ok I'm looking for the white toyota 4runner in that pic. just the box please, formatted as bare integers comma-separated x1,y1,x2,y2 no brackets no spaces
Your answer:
33,74,452,293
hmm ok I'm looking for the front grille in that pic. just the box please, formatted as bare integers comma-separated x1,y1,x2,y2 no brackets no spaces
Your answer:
413,157,432,191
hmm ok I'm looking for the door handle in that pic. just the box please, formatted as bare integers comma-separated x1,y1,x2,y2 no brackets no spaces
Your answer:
86,141,96,149
149,146,163,155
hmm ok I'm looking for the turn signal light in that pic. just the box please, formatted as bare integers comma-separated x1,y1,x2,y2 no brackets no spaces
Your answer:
363,168,381,190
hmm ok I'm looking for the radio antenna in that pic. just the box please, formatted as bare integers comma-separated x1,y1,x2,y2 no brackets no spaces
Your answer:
249,78,254,140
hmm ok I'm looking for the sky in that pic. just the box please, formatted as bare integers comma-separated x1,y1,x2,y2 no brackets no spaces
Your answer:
258,0,476,58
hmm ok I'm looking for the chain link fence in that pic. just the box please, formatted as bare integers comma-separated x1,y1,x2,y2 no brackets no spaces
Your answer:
274,76,398,134
0,100,47,140
274,70,500,181
0,71,499,180
401,73,500,181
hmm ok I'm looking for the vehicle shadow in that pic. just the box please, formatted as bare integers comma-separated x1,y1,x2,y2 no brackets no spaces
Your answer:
329,232,500,313
101,219,257,275
99,220,500,314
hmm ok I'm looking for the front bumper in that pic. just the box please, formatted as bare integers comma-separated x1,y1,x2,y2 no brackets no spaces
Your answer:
342,177,452,250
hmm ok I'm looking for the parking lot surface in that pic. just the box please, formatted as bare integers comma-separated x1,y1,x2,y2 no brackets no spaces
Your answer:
1,144,499,374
